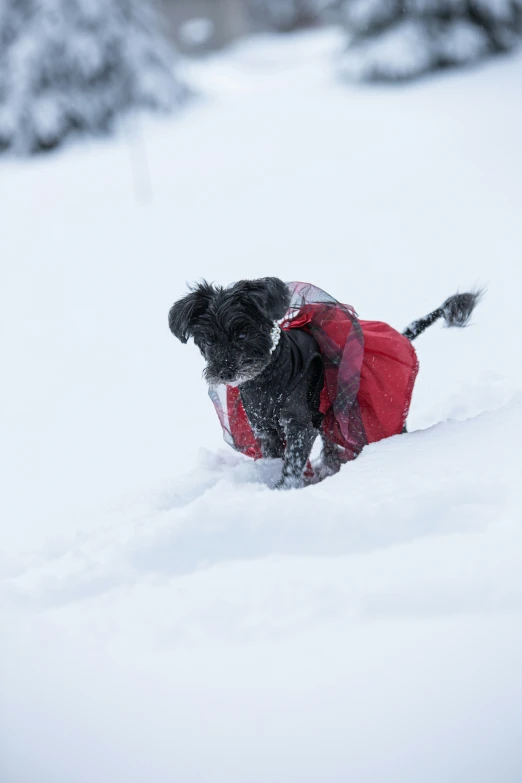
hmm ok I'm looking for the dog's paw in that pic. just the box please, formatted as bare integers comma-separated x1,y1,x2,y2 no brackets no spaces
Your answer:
275,475,305,491
310,459,339,483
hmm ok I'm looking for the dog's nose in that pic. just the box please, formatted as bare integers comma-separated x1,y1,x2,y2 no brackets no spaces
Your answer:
219,370,235,382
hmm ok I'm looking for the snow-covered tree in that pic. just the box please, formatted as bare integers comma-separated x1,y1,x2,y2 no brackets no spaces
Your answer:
340,0,522,81
0,0,188,154
249,0,339,32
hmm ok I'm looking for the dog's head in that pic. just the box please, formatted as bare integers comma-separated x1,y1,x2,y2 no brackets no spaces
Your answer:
168,277,290,386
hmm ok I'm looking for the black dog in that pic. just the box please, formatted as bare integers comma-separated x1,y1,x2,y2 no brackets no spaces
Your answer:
169,278,481,489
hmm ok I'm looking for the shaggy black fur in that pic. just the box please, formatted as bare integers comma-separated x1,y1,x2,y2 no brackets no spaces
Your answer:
169,278,291,385
169,277,333,488
169,279,483,489
402,290,484,341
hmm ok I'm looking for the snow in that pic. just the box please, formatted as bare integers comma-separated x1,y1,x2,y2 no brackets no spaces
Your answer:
179,17,215,48
1,29,522,782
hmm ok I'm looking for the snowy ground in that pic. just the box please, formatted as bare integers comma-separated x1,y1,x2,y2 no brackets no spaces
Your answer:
2,30,522,783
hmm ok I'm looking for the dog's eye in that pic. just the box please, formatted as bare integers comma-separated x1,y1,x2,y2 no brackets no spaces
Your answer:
237,332,247,341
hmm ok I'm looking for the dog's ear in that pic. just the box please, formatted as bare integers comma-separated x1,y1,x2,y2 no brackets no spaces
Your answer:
260,277,291,320
168,281,216,343
233,277,290,321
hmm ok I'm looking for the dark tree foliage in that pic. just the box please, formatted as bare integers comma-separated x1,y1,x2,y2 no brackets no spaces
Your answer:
0,0,188,154
340,0,522,81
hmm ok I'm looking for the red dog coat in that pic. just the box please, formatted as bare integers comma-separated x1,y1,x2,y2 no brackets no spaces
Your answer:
209,282,418,464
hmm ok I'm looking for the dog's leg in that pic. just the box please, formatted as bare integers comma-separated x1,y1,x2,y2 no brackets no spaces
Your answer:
273,364,323,489
316,434,343,480
276,416,317,489
276,385,317,488
255,429,284,460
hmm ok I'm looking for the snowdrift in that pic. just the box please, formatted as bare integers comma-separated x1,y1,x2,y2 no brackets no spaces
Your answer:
3,400,522,782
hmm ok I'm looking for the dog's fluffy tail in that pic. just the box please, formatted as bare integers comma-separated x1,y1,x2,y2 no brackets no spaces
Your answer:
402,289,484,342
